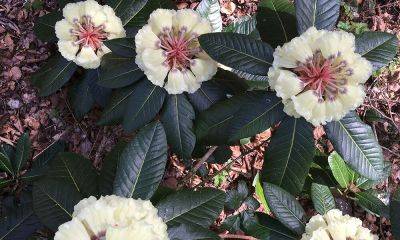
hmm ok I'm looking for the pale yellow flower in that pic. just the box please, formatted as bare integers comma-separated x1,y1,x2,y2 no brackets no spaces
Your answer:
55,0,125,69
54,195,169,240
268,27,372,126
135,9,218,94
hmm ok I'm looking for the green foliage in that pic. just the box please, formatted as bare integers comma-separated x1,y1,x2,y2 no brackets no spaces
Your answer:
311,183,335,215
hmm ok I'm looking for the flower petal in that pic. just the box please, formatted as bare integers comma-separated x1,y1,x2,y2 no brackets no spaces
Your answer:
165,69,188,94
63,1,84,24
82,0,107,27
173,9,200,33
191,19,212,36
102,5,126,35
75,46,101,69
135,25,160,55
190,58,217,82
58,40,79,61
292,90,320,121
148,9,175,34
269,68,304,100
55,19,74,41
273,36,313,68
54,218,91,240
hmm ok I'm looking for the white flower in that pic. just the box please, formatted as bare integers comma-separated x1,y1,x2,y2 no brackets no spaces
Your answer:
54,195,169,240
135,9,218,94
301,209,378,240
268,27,372,126
55,0,125,69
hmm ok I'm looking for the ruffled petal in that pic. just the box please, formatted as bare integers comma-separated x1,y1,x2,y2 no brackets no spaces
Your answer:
82,0,107,27
190,19,212,36
269,68,304,100
165,69,188,94
190,58,217,82
314,30,355,59
54,218,91,240
102,5,126,35
338,85,365,112
273,36,313,68
309,101,327,126
148,9,175,34
135,25,161,55
75,46,101,69
173,9,200,33
283,100,301,118
63,2,84,24
292,90,320,120
305,215,327,234
324,99,345,122
55,19,74,41
58,40,79,61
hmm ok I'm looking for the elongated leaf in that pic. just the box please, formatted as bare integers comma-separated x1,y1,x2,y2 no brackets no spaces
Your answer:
99,142,127,195
328,151,353,188
104,37,136,57
262,117,314,194
391,188,400,240
168,223,221,240
0,194,42,240
157,188,225,228
187,81,227,112
224,16,257,35
110,0,149,26
355,191,389,217
295,0,340,34
257,0,297,47
31,54,77,97
324,112,384,180
199,33,274,75
311,183,335,215
0,152,13,175
263,183,306,235
98,54,144,88
197,0,223,32
123,80,166,132
242,212,298,240
253,173,270,214
13,133,30,174
113,121,168,199
46,152,99,197
69,70,96,118
98,84,137,125
161,94,196,160
355,31,398,70
33,179,82,231
33,11,62,42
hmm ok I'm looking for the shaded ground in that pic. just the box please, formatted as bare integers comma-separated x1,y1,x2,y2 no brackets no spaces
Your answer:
0,0,399,239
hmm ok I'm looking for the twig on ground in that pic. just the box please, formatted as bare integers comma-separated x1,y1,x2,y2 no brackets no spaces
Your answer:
219,233,258,240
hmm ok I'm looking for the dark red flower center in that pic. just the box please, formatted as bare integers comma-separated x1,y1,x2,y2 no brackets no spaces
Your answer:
159,30,201,70
293,51,353,101
71,16,108,51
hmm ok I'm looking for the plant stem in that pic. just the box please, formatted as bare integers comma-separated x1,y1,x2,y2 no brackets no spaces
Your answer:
219,234,258,240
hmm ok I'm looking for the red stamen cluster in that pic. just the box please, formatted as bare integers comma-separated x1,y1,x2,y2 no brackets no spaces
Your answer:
71,16,108,51
294,51,352,101
159,30,201,70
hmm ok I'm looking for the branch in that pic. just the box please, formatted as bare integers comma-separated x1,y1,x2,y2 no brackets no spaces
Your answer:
219,234,258,240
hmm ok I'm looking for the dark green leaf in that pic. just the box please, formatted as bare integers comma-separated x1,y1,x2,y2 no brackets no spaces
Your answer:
33,11,62,42
46,152,99,197
31,54,77,97
123,80,166,132
124,0,176,28
98,84,136,125
157,188,225,228
244,196,260,211
199,33,274,75
263,183,306,235
69,70,96,118
224,16,257,35
0,152,13,175
328,151,353,188
225,190,245,210
0,144,15,163
187,81,227,112
257,0,297,47
98,54,144,88
355,191,389,217
150,186,175,206
295,0,340,34
104,37,136,57
161,94,196,160
311,183,335,215
168,223,220,240
13,132,31,174
197,0,223,32
391,188,400,240
110,0,148,26
242,212,298,240
262,117,314,194
0,194,42,240
113,121,168,199
33,179,82,231
355,31,399,70
221,214,241,232
99,141,127,195
324,112,385,180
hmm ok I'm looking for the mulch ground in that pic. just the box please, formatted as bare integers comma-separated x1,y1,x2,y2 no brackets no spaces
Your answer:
0,0,399,239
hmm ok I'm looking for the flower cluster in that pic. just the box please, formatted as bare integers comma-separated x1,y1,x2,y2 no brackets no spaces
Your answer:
54,195,169,240
301,209,377,240
135,9,218,94
268,27,372,126
55,0,125,69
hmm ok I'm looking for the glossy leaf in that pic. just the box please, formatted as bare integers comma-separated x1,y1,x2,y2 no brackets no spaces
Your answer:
69,70,96,118
123,80,166,132
328,151,353,188
355,31,399,70
110,0,149,26
13,132,31,174
31,54,77,97
33,11,62,42
263,183,306,235
113,121,168,199
262,117,314,194
199,33,274,75
187,81,227,112
157,188,225,228
257,0,297,47
311,183,335,215
168,223,220,240
197,0,223,32
161,94,196,160
0,152,13,175
98,54,144,88
324,112,385,180
295,0,340,34
103,37,136,57
355,191,389,217
224,16,257,35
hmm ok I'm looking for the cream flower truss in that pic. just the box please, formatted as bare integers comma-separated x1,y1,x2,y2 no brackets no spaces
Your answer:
268,27,372,126
55,0,125,69
54,195,169,240
135,9,218,94
301,209,378,240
